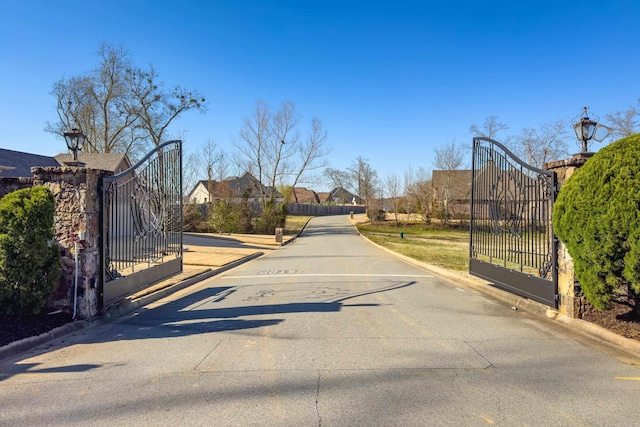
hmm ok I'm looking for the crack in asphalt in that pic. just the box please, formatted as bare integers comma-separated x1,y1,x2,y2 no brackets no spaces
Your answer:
315,371,322,426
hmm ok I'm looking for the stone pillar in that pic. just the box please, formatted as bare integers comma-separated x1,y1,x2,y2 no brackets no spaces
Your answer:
543,154,591,318
0,177,34,199
32,166,113,319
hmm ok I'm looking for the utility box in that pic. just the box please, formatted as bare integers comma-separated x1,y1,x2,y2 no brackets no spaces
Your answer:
275,227,283,244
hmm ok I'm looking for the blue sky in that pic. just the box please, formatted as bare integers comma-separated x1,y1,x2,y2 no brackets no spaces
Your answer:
2,1,640,190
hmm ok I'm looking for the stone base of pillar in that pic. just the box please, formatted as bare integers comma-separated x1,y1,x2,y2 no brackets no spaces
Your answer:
559,293,588,318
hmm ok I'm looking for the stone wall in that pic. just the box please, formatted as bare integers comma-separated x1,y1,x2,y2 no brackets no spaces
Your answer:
30,166,113,319
0,177,34,198
544,153,591,318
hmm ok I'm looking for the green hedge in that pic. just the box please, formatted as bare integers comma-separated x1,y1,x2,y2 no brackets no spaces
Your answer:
553,134,640,311
0,186,61,315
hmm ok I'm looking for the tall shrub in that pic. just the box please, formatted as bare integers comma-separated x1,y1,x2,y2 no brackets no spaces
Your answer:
208,200,253,234
0,186,61,315
553,134,640,314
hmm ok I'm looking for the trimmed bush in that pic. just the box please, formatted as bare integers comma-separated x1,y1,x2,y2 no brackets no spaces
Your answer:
553,134,640,313
0,186,61,315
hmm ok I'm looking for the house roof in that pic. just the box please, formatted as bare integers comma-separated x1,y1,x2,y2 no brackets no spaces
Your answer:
329,187,361,204
188,172,284,200
0,148,60,177
316,192,332,203
0,148,131,178
54,153,130,172
289,187,319,204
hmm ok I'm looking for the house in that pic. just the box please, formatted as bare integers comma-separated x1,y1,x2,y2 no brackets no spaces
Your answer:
329,187,362,205
0,148,60,177
187,172,284,205
289,187,320,204
431,169,472,217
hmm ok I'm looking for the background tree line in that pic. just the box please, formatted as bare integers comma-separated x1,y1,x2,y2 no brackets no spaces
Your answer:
47,42,330,233
47,42,640,233
338,105,640,228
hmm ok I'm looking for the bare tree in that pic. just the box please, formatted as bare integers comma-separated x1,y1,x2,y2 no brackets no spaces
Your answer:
183,150,201,197
127,65,206,148
348,157,379,208
605,101,639,139
197,140,225,201
432,141,467,223
469,115,509,139
46,43,140,155
404,167,433,223
323,168,351,204
235,100,330,231
385,173,402,226
289,117,330,202
236,100,297,207
46,42,206,159
512,119,570,167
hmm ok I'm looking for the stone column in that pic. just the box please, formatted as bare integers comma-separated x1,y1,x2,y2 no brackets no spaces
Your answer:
32,166,113,319
543,154,591,318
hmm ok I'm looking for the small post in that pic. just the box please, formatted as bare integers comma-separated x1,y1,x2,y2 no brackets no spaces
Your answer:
275,227,283,245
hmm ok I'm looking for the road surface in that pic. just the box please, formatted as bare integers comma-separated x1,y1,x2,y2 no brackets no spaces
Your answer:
1,215,639,426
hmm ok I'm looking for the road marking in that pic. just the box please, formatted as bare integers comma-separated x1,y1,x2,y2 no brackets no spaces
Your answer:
615,377,640,381
222,273,434,279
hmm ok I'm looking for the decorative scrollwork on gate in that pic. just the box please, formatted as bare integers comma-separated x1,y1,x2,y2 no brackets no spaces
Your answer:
469,137,558,307
101,141,183,300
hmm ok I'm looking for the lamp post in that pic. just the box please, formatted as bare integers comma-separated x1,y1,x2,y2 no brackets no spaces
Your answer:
573,107,612,155
63,128,86,167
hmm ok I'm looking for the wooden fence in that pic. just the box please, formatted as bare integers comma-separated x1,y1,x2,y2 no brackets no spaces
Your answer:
286,203,366,216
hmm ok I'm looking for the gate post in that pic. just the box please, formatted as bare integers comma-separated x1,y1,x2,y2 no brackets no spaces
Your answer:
32,166,113,319
544,154,591,318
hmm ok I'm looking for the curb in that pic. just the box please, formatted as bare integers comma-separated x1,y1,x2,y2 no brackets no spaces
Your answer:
0,252,264,363
357,230,640,358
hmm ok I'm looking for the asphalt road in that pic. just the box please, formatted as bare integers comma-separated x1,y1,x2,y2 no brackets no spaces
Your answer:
1,215,639,426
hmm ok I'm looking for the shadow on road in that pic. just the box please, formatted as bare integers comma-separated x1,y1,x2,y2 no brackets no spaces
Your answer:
2,281,417,383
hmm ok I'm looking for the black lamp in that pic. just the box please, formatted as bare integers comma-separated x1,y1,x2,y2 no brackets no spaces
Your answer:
573,107,612,154
63,128,86,166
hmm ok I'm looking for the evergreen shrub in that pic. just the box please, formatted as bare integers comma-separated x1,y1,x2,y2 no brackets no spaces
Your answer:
209,200,253,234
553,134,640,312
0,186,61,315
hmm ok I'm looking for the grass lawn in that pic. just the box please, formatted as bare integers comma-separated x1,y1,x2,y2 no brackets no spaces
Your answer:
357,221,470,271
284,215,313,235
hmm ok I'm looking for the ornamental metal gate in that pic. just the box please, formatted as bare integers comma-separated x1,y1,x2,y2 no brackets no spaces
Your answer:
100,140,183,307
469,137,558,307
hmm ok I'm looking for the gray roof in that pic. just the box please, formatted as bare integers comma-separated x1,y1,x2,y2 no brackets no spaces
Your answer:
54,153,129,172
0,148,60,177
329,187,361,204
0,148,131,178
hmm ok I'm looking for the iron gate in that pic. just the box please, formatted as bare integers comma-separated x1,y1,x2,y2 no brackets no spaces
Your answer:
100,140,183,307
469,137,558,307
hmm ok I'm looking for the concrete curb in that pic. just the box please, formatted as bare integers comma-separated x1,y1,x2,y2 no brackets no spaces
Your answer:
357,230,640,358
0,320,93,363
0,252,264,362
